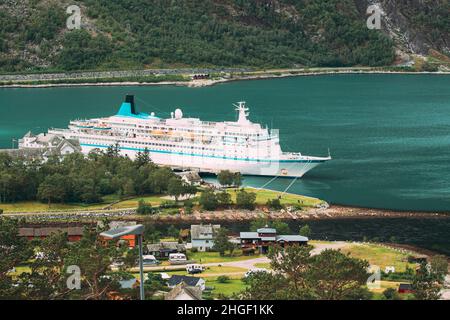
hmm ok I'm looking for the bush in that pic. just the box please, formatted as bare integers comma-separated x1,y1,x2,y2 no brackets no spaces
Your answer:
217,170,234,187
136,199,156,215
382,288,401,300
216,275,230,283
266,198,283,210
299,225,311,238
199,189,218,211
217,191,232,207
166,208,180,215
160,200,178,209
236,190,256,210
183,199,194,214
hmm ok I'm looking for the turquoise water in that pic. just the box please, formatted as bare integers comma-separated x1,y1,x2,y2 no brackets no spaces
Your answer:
1,74,450,211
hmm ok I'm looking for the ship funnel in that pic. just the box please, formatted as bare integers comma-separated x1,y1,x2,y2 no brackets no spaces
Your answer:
125,95,136,114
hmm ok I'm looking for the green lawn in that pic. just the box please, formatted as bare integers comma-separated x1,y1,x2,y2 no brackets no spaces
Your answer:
206,278,247,298
341,243,417,272
0,201,107,213
0,187,323,213
8,265,31,278
0,194,168,213
109,195,167,209
226,187,323,207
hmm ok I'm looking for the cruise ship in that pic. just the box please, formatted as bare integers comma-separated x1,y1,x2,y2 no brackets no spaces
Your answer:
48,95,331,177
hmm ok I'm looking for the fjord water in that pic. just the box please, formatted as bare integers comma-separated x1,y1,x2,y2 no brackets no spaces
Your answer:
1,74,449,211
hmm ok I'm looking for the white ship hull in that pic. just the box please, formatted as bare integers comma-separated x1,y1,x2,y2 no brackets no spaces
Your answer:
80,143,326,178
47,96,331,178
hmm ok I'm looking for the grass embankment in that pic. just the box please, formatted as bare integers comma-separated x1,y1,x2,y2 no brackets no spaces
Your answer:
341,243,416,273
0,201,107,213
206,278,247,297
0,194,168,213
226,187,323,208
1,187,323,213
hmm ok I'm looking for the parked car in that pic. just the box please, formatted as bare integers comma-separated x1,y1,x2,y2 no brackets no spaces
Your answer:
186,264,204,274
142,255,160,265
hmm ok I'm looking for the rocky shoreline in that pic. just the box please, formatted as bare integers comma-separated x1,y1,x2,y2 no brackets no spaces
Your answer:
1,68,449,89
4,204,448,223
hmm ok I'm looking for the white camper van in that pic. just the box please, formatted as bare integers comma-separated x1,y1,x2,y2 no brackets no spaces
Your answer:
169,253,187,263
186,264,204,274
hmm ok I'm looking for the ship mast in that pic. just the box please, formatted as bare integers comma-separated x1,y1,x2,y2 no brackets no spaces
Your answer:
234,101,251,125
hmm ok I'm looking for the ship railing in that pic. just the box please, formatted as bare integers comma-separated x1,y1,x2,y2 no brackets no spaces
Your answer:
48,128,71,133
281,152,303,159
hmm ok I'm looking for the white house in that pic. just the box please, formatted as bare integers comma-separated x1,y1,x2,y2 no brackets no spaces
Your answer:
190,224,220,252
175,171,202,186
18,131,81,157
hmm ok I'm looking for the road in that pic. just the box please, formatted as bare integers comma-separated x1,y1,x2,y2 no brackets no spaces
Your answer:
132,241,351,273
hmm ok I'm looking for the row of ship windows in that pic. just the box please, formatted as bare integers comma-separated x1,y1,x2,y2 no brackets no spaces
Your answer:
81,137,221,151
114,126,261,137
82,139,261,155
81,136,260,151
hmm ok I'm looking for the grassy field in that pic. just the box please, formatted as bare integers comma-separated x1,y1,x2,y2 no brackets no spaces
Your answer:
206,278,247,298
1,186,324,213
109,195,167,209
226,187,323,207
0,194,168,213
341,243,416,273
0,201,107,213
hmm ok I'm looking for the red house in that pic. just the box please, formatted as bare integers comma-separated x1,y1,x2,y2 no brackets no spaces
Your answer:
398,283,414,294
19,225,137,248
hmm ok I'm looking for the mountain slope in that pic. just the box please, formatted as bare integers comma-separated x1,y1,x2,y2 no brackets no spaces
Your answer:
0,0,447,73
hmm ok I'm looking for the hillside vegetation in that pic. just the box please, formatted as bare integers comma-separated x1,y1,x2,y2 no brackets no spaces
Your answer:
0,0,448,73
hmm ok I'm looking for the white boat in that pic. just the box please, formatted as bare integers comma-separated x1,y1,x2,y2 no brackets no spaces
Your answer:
49,95,331,177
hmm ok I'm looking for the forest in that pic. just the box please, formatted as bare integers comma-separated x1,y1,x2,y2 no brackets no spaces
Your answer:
0,146,194,205
0,0,406,72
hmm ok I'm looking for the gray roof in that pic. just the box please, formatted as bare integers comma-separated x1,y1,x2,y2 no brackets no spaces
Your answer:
19,227,84,237
239,232,259,239
146,242,186,252
276,235,309,242
168,275,202,287
191,224,220,240
35,133,62,146
257,228,276,233
165,283,202,300
176,171,202,182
